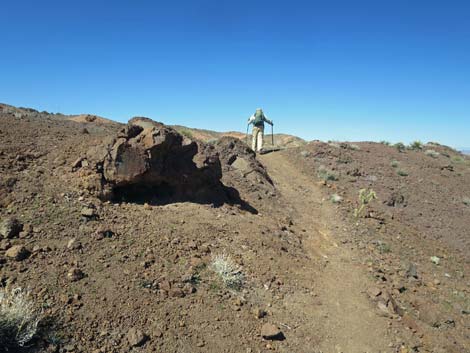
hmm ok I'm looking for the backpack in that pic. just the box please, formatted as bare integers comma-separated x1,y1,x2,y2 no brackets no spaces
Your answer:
253,110,264,125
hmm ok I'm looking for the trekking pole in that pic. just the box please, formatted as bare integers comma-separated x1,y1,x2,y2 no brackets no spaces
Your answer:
271,123,274,146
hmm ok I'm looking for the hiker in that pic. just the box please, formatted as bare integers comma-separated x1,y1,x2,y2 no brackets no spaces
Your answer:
247,108,273,152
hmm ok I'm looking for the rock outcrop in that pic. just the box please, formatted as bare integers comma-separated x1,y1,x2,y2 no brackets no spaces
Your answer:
214,137,276,205
215,136,273,184
86,117,229,205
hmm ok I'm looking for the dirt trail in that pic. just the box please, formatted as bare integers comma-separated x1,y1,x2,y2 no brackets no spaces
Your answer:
259,152,394,353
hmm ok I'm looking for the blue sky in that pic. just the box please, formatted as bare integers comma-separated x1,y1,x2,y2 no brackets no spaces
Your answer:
1,1,469,147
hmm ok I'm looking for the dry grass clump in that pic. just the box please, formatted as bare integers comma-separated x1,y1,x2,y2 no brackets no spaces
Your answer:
180,129,194,139
327,141,340,148
330,194,343,204
211,253,244,290
206,138,218,146
348,144,361,151
0,287,42,348
376,241,391,254
451,155,464,164
409,141,423,150
397,169,409,177
317,166,338,181
394,142,406,152
424,149,440,158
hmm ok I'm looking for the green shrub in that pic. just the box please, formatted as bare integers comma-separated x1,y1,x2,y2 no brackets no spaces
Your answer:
397,169,409,176
380,141,391,146
348,144,361,151
317,166,338,181
327,141,341,149
354,189,377,219
330,194,343,203
180,129,193,139
451,155,464,164
206,138,218,145
424,149,440,158
390,160,399,168
463,197,470,206
337,156,353,164
377,241,391,254
409,141,423,150
394,142,406,152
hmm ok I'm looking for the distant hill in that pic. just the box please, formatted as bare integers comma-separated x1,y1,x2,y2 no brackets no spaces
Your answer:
0,102,305,149
461,149,470,155
0,102,118,126
171,125,306,149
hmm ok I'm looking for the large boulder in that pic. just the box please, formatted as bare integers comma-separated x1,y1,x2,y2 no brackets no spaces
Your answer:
214,137,275,205
215,137,273,184
86,118,227,205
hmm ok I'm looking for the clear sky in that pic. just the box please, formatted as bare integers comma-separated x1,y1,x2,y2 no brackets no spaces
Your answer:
1,0,469,148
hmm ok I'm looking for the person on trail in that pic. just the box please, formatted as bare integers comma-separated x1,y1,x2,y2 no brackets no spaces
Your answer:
247,108,273,152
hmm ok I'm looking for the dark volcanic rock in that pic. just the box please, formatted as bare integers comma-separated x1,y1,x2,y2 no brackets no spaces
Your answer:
87,117,229,205
215,136,273,185
213,137,275,208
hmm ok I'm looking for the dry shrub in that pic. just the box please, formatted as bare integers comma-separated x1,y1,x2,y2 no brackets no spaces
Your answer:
0,287,42,348
211,254,244,290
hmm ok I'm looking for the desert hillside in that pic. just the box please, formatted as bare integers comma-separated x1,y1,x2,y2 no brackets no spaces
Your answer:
0,103,469,353
0,104,304,149
170,125,306,149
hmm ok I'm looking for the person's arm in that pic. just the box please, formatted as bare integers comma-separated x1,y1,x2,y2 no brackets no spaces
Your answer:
247,115,255,125
263,115,273,125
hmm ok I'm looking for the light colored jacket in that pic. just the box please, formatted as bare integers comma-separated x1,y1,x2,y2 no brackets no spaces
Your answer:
248,113,273,126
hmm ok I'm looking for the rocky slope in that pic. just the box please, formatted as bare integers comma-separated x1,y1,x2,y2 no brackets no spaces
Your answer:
0,103,469,353
0,104,304,353
284,141,470,352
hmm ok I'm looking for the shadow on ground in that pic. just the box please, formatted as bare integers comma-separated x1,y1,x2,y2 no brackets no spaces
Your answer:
111,182,258,214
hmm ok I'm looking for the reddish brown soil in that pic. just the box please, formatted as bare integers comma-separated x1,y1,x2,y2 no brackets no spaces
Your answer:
283,141,470,353
1,104,468,353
